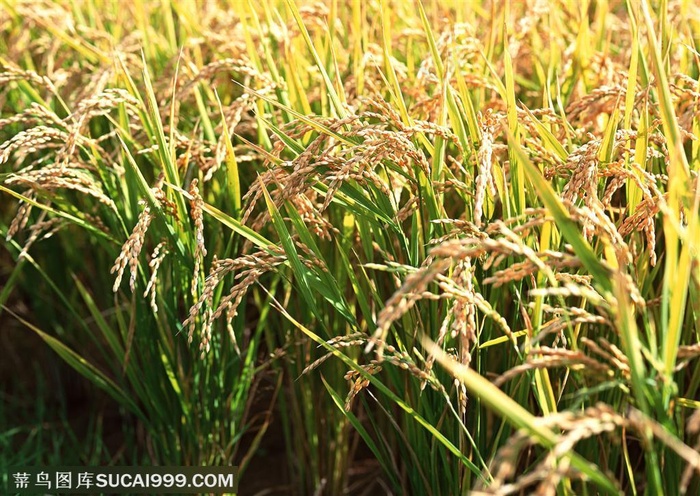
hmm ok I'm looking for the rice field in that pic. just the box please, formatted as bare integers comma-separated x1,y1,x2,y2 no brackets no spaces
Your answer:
1,0,700,494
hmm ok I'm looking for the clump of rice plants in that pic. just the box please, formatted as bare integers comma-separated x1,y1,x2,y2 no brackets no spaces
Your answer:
2,0,700,494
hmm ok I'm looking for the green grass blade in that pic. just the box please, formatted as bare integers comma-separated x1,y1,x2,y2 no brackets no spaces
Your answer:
164,181,273,251
3,306,145,421
215,90,242,217
284,0,347,119
322,377,402,493
267,294,485,482
0,186,117,244
510,139,613,295
425,340,621,495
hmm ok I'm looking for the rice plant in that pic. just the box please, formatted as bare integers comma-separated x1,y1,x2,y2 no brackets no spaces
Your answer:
1,0,700,494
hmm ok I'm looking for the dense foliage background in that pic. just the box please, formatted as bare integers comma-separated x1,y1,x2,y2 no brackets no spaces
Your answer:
2,0,700,494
